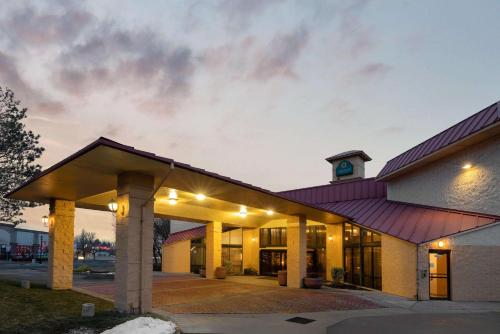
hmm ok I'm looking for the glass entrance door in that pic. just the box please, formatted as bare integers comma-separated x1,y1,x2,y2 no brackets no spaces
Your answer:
260,250,286,276
429,250,450,299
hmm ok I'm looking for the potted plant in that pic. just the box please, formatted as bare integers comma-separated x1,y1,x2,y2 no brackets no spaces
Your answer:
215,266,226,279
303,273,323,289
331,267,344,287
277,270,287,286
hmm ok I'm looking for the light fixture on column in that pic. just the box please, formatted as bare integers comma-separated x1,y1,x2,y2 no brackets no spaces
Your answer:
196,193,206,201
266,209,274,216
239,205,247,217
107,199,118,213
328,235,333,241
462,163,472,169
168,189,178,205
41,215,48,227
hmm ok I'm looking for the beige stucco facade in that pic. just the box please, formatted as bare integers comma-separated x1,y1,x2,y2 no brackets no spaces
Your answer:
417,222,500,301
205,221,222,279
242,228,259,272
162,239,191,273
387,135,500,216
381,234,417,299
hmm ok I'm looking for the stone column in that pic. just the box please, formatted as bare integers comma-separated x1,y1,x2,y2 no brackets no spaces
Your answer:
326,223,343,281
115,172,155,313
47,199,75,289
205,221,222,279
287,215,307,288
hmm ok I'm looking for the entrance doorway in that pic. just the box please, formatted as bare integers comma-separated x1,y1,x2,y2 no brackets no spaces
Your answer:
429,250,450,299
260,250,286,276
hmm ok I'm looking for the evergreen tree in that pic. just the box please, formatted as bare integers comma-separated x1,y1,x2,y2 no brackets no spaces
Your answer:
0,87,44,225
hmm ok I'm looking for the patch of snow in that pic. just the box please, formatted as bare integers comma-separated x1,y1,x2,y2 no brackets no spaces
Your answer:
101,317,176,334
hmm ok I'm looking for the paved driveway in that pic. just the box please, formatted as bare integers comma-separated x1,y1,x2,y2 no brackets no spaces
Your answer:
75,273,381,314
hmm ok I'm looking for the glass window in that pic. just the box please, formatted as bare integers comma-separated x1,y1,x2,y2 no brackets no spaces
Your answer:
344,223,352,245
352,226,360,244
271,229,281,245
260,229,269,248
281,228,287,245
362,230,372,244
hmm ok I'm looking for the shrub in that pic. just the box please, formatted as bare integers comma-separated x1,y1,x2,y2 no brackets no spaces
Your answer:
331,267,344,284
75,265,91,273
243,267,257,275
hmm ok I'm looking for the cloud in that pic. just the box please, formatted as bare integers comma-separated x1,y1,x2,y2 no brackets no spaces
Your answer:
1,1,92,48
217,0,283,30
51,25,196,114
0,51,65,114
201,26,309,82
355,62,392,78
252,27,309,80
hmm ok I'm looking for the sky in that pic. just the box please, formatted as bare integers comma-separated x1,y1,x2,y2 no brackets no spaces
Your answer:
1,0,500,240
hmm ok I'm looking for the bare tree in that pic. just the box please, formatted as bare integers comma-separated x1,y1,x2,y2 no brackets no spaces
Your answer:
75,229,96,260
153,218,170,270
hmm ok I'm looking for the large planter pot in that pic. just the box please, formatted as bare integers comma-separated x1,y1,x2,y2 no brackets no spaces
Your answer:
199,269,206,278
214,266,226,279
303,277,323,289
277,270,287,286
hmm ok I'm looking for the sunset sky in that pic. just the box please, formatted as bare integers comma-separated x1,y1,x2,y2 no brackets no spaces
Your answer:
1,0,499,240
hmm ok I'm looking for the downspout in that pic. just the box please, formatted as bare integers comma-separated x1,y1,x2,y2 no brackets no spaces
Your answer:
138,161,175,313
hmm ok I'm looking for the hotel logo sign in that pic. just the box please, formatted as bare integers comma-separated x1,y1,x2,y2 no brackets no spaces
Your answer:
336,160,353,177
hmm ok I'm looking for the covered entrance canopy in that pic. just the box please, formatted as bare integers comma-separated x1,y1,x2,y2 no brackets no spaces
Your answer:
7,137,349,313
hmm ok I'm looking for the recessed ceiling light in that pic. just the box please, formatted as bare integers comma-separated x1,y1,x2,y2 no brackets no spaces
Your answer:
168,189,178,205
196,193,206,201
462,163,472,169
239,205,247,217
266,210,274,216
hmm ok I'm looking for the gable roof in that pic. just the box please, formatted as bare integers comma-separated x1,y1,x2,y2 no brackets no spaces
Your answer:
377,101,500,180
280,178,500,244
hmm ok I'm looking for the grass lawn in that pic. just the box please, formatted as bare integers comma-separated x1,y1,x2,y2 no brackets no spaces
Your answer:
0,280,137,334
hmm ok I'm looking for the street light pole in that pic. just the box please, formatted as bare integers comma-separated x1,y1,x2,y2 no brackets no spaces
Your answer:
39,235,43,264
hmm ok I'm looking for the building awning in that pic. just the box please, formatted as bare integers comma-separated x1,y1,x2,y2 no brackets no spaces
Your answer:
7,137,349,227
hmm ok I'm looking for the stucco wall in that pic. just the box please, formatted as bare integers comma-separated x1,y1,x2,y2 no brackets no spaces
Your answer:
381,234,417,299
387,135,500,215
417,223,500,301
162,239,191,273
242,228,259,272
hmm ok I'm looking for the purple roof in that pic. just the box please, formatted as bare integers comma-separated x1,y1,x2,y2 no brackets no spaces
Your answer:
164,226,205,245
280,178,499,244
377,101,499,180
279,178,386,203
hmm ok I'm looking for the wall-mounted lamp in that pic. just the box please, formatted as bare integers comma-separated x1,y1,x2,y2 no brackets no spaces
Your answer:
437,240,445,248
107,199,118,213
328,235,333,241
41,215,49,227
168,189,178,205
251,237,256,242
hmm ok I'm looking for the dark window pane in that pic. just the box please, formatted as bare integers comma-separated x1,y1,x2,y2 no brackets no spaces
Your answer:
344,223,352,246
353,247,361,285
372,231,381,244
344,248,352,283
363,247,373,288
271,228,281,245
260,229,269,247
373,246,382,290
362,230,372,244
352,226,360,245
281,228,287,246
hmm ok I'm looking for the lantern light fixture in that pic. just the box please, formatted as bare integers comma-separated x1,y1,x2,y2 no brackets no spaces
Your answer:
107,199,118,213
41,215,49,226
239,205,247,217
328,235,333,241
168,189,178,205
462,163,472,169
